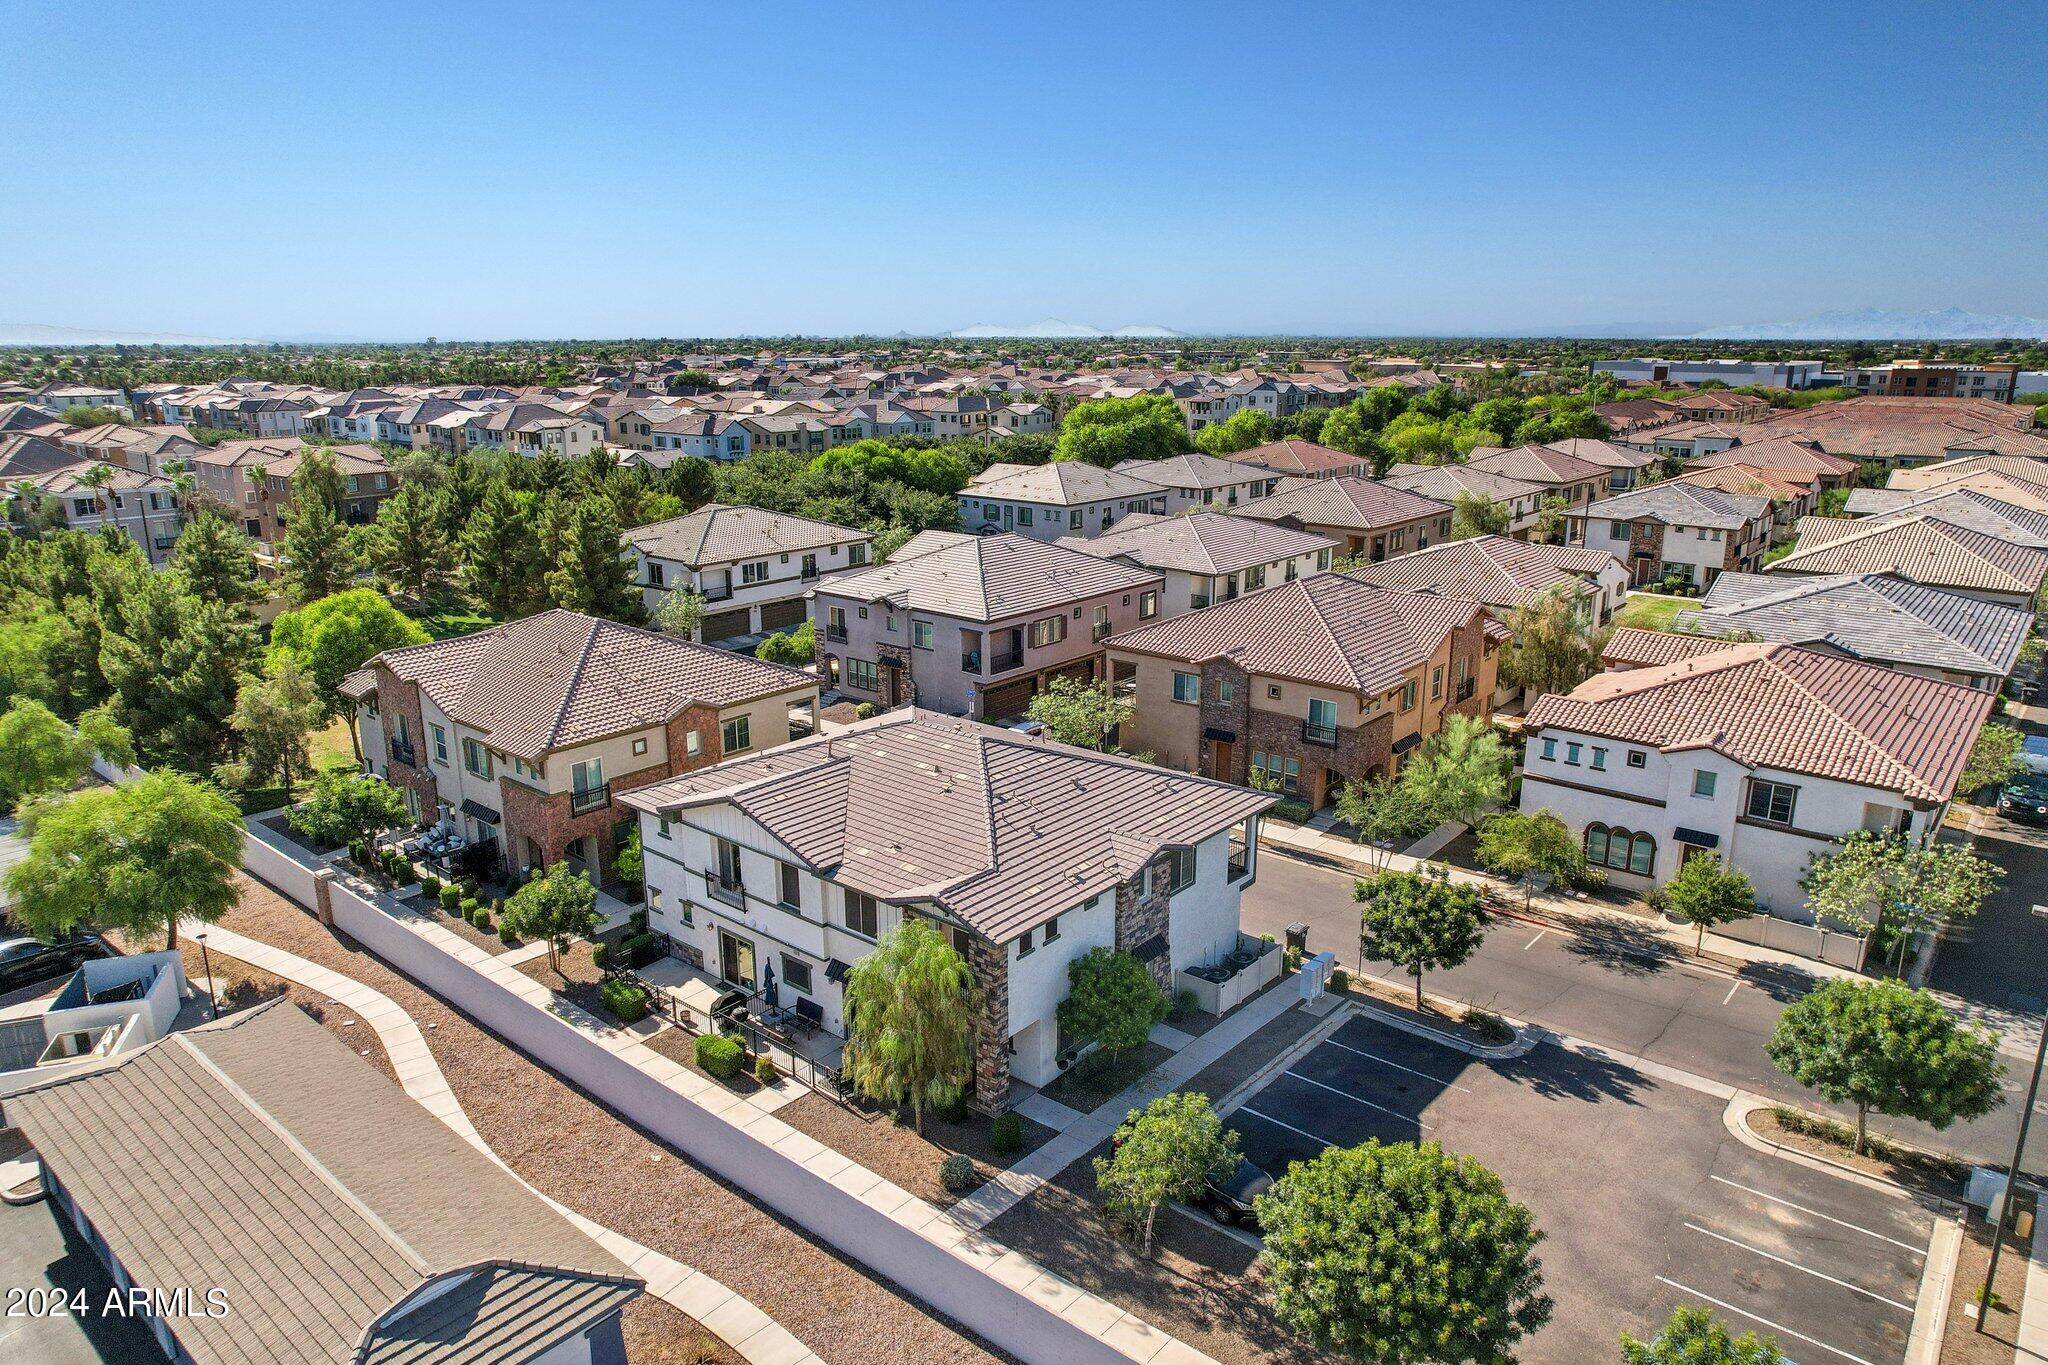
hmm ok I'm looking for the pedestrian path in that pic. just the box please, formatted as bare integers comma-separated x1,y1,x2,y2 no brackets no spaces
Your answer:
2019,1212,2048,1363
193,922,826,1365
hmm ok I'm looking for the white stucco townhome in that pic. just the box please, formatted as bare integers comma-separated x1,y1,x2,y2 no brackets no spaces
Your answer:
622,710,1273,1111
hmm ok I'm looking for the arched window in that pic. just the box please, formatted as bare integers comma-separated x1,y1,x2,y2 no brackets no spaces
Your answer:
1584,824,1609,867
1584,824,1656,875
1626,832,1655,876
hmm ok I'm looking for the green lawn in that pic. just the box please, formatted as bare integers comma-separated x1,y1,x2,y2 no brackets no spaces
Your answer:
231,716,359,815
404,594,499,640
1612,593,1692,632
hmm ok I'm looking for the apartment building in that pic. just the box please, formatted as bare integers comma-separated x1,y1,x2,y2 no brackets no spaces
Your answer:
1570,483,1774,589
21,461,185,565
1381,462,1547,538
253,443,397,544
1232,475,1452,562
347,609,818,885
958,462,1168,541
1463,444,1607,513
1840,360,2019,402
624,503,874,642
1591,358,1829,389
810,530,1163,720
1059,512,1337,615
1112,451,1283,512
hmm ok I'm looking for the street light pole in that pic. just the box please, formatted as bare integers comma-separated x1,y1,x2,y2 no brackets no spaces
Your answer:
1980,912,2048,1329
194,932,219,1021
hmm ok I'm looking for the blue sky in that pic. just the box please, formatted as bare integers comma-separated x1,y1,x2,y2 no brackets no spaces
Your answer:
5,1,2045,339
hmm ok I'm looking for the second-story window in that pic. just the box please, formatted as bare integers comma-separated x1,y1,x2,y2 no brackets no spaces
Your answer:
1139,590,1158,619
722,715,752,753
741,560,769,584
1168,846,1197,893
1746,779,1798,826
648,562,664,586
843,888,879,938
777,861,801,910
827,606,847,642
1092,606,1111,641
714,838,744,900
1172,671,1200,704
430,724,448,764
462,738,493,779
1028,615,1067,648
911,620,934,650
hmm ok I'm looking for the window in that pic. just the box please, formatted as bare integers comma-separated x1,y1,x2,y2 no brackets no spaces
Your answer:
1068,510,1082,530
1017,507,1033,526
1430,665,1443,700
722,715,752,753
462,737,493,779
430,724,448,764
1219,680,1233,704
846,658,878,691
1172,671,1200,704
658,817,672,840
1627,750,1647,769
1017,928,1035,957
1609,520,1629,539
571,757,604,793
1565,742,1581,765
685,731,702,757
1692,770,1717,798
1092,605,1111,641
1316,548,1332,571
912,620,934,650
1167,846,1197,893
714,838,745,900
780,955,813,994
632,737,648,756
847,543,868,567
843,888,879,938
1138,590,1158,619
1399,680,1418,711
1585,824,1656,876
1746,779,1798,825
1044,914,1060,943
1028,615,1067,648
1244,564,1266,591
1268,684,1282,700
741,560,769,584
647,562,664,586
1253,751,1301,794
1306,697,1338,744
777,861,801,910
1591,747,1606,771
826,606,847,642
1541,738,1556,761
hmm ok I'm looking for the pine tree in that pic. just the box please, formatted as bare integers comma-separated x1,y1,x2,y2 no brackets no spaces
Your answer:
460,482,544,619
365,482,455,599
170,508,262,612
278,485,356,605
545,498,642,622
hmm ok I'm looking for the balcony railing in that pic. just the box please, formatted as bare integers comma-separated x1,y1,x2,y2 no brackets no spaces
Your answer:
702,584,735,603
1301,721,1339,748
989,649,1024,673
825,625,848,644
569,783,610,816
1455,677,1476,702
388,736,417,766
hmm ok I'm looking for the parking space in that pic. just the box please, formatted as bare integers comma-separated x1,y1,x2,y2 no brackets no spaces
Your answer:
1227,1011,1936,1364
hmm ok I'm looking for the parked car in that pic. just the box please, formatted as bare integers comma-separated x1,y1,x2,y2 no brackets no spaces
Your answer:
1199,1157,1274,1226
2000,773,2048,825
2023,736,2048,777
0,932,112,994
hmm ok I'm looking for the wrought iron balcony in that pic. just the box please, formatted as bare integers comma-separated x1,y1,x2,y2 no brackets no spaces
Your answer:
1301,721,1339,748
388,736,417,766
569,783,611,816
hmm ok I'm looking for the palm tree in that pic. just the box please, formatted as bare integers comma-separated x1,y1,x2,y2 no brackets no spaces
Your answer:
74,462,114,521
7,480,47,537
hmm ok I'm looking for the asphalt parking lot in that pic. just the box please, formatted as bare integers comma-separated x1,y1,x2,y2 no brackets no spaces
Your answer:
1226,1010,1938,1365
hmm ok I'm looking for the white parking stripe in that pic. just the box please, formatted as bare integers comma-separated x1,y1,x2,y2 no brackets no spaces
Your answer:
1722,980,1741,1005
1283,1069,1433,1128
1236,1106,1335,1148
1654,1276,1876,1365
1523,929,1549,950
1319,1037,1473,1091
1683,1222,1914,1312
1708,1175,1926,1255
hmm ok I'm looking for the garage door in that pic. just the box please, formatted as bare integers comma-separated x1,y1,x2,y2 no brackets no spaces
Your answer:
757,597,807,633
1048,659,1095,685
703,607,753,641
979,676,1038,722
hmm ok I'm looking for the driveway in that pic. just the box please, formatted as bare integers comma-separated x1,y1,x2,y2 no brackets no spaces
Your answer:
0,1198,165,1364
1228,1011,1938,1365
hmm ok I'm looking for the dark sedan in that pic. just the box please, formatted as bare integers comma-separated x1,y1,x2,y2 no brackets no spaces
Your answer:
0,932,112,994
2000,774,2048,825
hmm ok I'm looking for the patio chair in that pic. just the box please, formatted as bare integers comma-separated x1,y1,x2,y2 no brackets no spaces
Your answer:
791,998,824,1035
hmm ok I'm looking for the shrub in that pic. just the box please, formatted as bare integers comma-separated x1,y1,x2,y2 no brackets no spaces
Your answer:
591,941,612,970
439,884,461,910
600,978,649,1025
939,1154,976,1193
1463,1008,1514,1044
498,922,517,945
619,932,657,968
393,854,416,885
695,1034,744,1079
1271,799,1314,824
421,873,442,899
630,909,648,935
1171,989,1199,1020
754,1054,778,1084
1328,967,1351,994
470,906,491,931
460,877,478,900
990,1112,1024,1155
348,838,367,866
854,702,877,719
459,896,479,921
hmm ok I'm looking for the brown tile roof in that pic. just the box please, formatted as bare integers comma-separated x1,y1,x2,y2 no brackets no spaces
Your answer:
351,609,812,759
1106,574,1496,693
1232,474,1450,533
4,1002,637,1365
1543,438,1659,470
1737,397,2048,462
621,711,1271,942
1381,462,1544,506
1219,438,1372,476
1525,642,1992,802
1686,436,1858,478
1599,626,1735,669
1667,464,1811,502
1464,444,1605,485
1347,535,1621,610
1056,512,1335,576
812,531,1160,621
1770,517,2048,596
623,503,869,566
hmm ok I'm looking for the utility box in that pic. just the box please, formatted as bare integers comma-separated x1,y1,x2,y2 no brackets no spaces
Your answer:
1298,950,1335,1002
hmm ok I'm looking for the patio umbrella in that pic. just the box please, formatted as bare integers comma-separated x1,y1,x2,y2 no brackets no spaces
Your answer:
762,960,778,1010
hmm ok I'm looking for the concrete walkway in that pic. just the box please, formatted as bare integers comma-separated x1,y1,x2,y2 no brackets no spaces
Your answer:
2019,1212,2048,1363
194,923,826,1365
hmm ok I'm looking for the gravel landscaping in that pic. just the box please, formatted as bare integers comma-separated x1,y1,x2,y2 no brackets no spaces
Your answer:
775,1093,1056,1208
1040,1041,1173,1113
641,1025,768,1097
406,889,523,956
214,874,1004,1365
622,1299,743,1365
516,939,641,1024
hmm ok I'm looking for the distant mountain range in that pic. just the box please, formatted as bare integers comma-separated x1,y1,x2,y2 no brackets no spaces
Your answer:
945,320,1182,340
1685,308,2048,341
0,321,262,346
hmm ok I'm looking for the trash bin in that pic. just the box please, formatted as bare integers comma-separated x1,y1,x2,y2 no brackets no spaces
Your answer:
1285,922,1308,954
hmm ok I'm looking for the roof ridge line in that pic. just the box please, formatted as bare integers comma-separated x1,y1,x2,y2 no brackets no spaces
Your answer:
1759,651,1929,794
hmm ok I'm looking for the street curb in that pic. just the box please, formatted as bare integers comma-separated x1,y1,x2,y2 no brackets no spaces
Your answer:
1723,1093,1960,1210
1906,1215,1962,1365
1345,991,1536,1060
1214,1001,1357,1119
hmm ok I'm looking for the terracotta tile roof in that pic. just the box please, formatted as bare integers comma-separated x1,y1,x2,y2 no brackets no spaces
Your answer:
1675,571,2033,678
1232,474,1450,533
1525,642,1992,802
1734,397,2048,462
1686,436,1858,477
1219,438,1372,476
1543,438,1659,470
966,461,1164,505
1599,627,1733,669
1585,481,1773,530
1770,516,2048,596
1667,464,1810,502
1057,511,1336,576
1111,451,1270,490
1106,574,1492,693
350,609,812,759
1381,462,1543,506
623,503,869,566
814,530,1160,621
1347,535,1622,609
621,711,1271,942
1464,444,1606,485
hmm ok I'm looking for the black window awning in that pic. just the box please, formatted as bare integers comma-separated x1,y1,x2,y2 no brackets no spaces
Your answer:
1202,727,1237,744
1391,732,1424,755
1132,934,1168,964
824,958,853,984
1674,827,1720,849
460,798,501,825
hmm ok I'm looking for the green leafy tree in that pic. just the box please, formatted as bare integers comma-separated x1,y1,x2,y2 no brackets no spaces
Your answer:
1056,946,1169,1059
652,588,705,638
217,656,325,792
546,497,642,622
1450,492,1511,539
0,698,94,810
268,588,430,758
841,919,978,1133
614,825,643,888
1501,585,1606,699
1621,1306,1786,1364
287,769,410,851
1531,495,1570,545
170,508,263,611
1656,854,1755,955
1055,394,1191,467
76,702,134,770
58,404,127,428
1475,809,1586,909
1960,721,2025,794
1398,714,1510,829
1257,1139,1552,1364
1193,409,1274,456
1800,831,2002,976
756,618,815,665
1355,869,1487,1009
1334,774,1430,870
500,862,601,973
364,481,456,599
1766,978,2003,1154
1024,675,1133,751
1094,1092,1237,1252
278,453,357,605
6,771,244,949
97,567,258,773
461,481,546,618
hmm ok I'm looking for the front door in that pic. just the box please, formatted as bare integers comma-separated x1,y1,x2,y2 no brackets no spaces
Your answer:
718,930,757,991
1204,738,1234,780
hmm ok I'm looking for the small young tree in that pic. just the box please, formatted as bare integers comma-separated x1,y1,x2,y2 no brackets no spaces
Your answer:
1450,491,1511,539
288,769,410,851
1501,585,1605,700
653,588,706,638
1801,831,2002,976
1656,854,1755,956
1258,1140,1552,1363
1621,1306,1786,1365
499,862,601,974
755,617,816,666
613,825,644,889
1355,869,1487,1009
841,919,977,1134
1025,675,1133,751
1960,721,2025,795
6,771,244,949
1766,978,2003,1154
1475,809,1586,909
1333,774,1429,870
0,697,94,810
1531,494,1570,544
218,656,327,792
1093,1091,1237,1253
1056,946,1170,1061
1397,714,1511,829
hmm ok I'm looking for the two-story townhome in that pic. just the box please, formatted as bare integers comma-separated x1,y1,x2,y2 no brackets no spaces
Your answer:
255,443,397,545
621,710,1272,1110
957,462,1168,540
1620,420,1745,461
1104,575,1505,807
648,411,752,462
1765,513,2048,609
1685,437,1859,493
1463,444,1607,514
188,437,299,536
1543,438,1660,495
1058,512,1337,616
345,609,818,886
1219,438,1373,482
1570,482,1774,589
1232,475,1453,562
1665,464,1817,539
1654,572,2035,692
810,530,1164,721
55,422,205,476
23,461,185,565
1381,462,1547,538
1347,535,1628,705
1519,641,1991,924
624,503,875,643
1112,452,1282,512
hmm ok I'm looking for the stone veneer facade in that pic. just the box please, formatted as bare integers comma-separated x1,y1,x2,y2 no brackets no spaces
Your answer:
1115,860,1177,991
965,933,1011,1115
